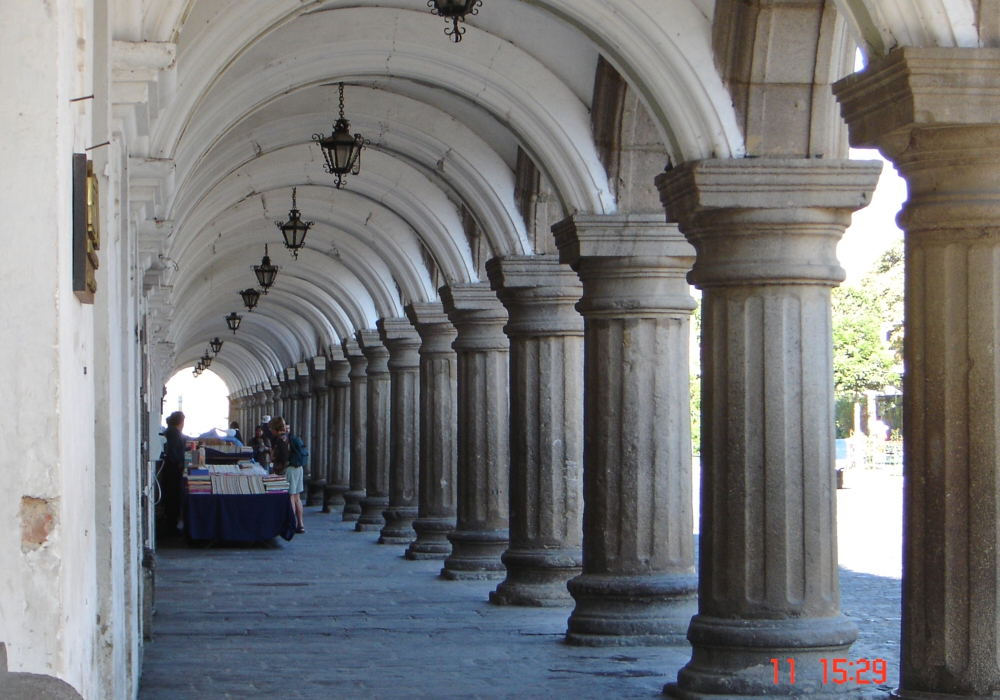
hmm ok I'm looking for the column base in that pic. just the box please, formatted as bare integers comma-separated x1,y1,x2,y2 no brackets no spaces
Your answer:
489,547,582,607
355,496,388,531
565,573,697,647
378,506,418,544
342,490,365,522
306,479,326,507
321,484,348,514
441,529,509,580
666,614,859,699
406,517,456,560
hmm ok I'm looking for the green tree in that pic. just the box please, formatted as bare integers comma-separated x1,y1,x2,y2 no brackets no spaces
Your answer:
865,239,904,367
832,285,897,397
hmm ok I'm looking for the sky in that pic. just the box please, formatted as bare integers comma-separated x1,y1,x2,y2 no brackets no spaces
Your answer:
163,368,231,435
839,148,906,285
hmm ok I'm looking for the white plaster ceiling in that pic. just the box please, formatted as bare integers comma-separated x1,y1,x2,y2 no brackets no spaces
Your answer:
124,0,753,391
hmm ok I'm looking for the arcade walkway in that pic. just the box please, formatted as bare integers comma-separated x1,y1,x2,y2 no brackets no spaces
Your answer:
138,490,904,700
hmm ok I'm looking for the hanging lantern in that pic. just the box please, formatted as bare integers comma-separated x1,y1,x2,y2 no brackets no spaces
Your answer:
201,352,213,369
428,0,481,41
210,337,224,355
225,311,243,334
275,188,314,259
313,83,368,189
240,287,262,312
253,244,279,294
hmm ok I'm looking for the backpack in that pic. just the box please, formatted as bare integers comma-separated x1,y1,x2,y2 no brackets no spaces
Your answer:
289,434,309,467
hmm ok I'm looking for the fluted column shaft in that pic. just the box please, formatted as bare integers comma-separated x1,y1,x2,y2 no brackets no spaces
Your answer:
342,339,367,523
440,284,511,580
553,214,698,646
324,353,351,513
357,330,391,532
405,302,459,560
378,318,422,545
306,361,326,506
487,256,585,607
295,367,315,500
263,388,274,420
835,48,1000,700
657,158,881,698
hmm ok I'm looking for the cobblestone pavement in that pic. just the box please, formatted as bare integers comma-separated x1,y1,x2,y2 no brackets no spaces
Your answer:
139,480,902,700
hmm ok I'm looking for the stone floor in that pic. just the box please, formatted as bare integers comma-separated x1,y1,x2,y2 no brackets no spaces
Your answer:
138,475,903,699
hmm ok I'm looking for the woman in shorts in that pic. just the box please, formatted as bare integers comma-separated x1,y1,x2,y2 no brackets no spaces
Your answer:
269,417,304,534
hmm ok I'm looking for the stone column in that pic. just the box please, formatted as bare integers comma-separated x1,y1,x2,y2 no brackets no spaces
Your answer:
835,48,1000,700
404,302,459,560
553,214,698,646
323,347,351,513
270,378,281,418
295,363,316,502
309,358,328,507
342,338,368,523
486,256,584,607
263,386,275,419
356,330,391,532
376,318,422,545
440,284,510,580
656,158,880,697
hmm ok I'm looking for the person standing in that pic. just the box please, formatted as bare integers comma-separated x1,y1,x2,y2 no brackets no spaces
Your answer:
249,426,272,470
160,411,187,537
270,417,304,534
229,421,243,444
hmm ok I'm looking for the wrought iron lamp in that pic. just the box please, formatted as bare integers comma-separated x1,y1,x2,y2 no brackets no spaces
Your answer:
275,188,313,259
210,337,224,355
201,352,213,368
253,245,279,294
225,311,243,334
428,0,481,41
240,287,261,312
313,83,368,189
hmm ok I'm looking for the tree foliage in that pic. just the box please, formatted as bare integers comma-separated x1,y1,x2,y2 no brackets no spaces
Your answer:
832,284,898,397
865,239,904,365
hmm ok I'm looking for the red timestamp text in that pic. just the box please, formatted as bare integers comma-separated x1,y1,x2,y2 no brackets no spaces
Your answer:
770,658,888,685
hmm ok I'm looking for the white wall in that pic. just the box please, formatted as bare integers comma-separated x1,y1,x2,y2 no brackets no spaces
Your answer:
0,1,144,697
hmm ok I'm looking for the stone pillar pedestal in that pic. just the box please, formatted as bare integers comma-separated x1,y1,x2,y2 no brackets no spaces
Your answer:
553,214,698,646
656,158,881,699
377,318,422,545
440,284,511,580
357,330,391,532
342,338,368,523
404,302,459,560
835,48,1000,700
486,256,584,607
324,348,351,513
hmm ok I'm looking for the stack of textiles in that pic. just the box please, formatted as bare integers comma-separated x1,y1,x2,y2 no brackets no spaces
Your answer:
187,469,212,494
262,475,289,494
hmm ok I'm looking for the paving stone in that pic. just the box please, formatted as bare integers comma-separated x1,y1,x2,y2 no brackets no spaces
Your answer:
139,502,901,699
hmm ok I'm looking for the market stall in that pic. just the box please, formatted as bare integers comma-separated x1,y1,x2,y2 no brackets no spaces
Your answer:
182,441,296,542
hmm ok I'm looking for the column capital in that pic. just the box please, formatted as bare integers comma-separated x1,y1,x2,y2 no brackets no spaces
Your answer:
656,158,881,288
553,213,695,263
342,337,368,377
377,317,422,370
833,47,1000,152
296,362,312,397
441,283,510,352
485,255,583,337
553,213,696,317
326,357,351,389
405,302,458,356
357,329,390,374
309,356,327,392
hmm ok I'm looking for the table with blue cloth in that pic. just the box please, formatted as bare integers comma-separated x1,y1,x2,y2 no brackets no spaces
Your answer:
185,493,296,542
